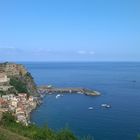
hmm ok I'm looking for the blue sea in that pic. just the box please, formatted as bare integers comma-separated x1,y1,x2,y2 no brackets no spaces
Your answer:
23,62,140,140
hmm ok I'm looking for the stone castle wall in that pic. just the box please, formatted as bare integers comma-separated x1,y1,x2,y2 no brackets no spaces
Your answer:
0,63,27,77
0,72,10,86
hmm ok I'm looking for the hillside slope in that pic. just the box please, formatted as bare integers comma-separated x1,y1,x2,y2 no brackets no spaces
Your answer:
0,127,30,140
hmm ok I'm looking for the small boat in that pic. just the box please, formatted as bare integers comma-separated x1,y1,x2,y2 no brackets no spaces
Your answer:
101,104,107,107
56,94,61,99
105,105,111,108
88,107,93,110
101,104,111,108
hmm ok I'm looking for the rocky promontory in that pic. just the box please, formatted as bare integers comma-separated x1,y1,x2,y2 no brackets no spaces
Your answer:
0,62,38,96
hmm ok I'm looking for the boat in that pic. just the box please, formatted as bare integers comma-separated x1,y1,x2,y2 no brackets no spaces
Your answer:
88,107,93,110
105,105,111,108
101,104,111,108
101,104,107,107
77,91,82,94
56,94,61,99
47,85,53,88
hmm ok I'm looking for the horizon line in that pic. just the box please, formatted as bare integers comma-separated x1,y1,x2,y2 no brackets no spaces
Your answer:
0,60,140,63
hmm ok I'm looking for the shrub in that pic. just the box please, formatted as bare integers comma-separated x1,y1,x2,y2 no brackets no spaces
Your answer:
0,112,16,125
57,128,77,140
10,77,28,93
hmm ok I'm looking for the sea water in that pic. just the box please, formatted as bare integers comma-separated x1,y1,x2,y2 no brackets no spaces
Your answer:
22,62,140,140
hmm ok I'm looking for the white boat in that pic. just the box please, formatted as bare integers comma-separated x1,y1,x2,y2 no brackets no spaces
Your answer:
101,104,107,107
101,104,111,108
105,105,111,108
56,94,61,99
88,107,93,110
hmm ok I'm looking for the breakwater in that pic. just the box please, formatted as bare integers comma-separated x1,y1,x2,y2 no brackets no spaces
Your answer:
37,86,101,96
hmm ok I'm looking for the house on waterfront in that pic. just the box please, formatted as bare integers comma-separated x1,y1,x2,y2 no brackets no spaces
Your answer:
18,93,27,103
16,107,25,115
16,114,28,126
11,98,18,108
1,94,15,101
0,98,8,110
28,96,34,102
1,95,10,101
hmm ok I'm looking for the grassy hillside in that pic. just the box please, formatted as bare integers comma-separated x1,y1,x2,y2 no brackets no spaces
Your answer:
0,127,30,140
0,112,77,140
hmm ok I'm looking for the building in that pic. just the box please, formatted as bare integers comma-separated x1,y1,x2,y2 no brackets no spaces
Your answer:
28,96,34,102
0,72,10,85
16,107,25,115
0,98,8,109
0,98,5,108
1,95,10,101
11,99,18,108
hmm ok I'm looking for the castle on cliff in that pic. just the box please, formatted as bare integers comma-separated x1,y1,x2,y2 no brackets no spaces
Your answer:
0,62,27,77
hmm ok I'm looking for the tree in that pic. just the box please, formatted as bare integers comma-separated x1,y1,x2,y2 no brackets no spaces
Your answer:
1,112,16,125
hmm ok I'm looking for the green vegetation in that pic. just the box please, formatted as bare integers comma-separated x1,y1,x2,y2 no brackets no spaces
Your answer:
10,77,28,93
0,112,78,140
25,72,33,79
0,127,30,140
0,91,5,96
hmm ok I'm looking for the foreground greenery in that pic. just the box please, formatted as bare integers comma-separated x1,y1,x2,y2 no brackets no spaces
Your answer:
2,112,140,140
0,127,30,140
0,112,94,140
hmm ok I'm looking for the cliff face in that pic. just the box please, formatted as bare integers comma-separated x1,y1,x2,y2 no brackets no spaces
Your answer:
0,62,38,96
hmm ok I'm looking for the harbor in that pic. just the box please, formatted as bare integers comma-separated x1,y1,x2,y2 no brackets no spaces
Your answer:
37,85,101,96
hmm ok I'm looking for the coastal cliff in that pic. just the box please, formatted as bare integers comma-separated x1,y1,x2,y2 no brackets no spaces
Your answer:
0,62,38,96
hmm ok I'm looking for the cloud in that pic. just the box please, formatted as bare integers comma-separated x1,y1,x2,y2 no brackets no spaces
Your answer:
77,50,87,55
0,46,22,53
89,51,95,55
0,46,96,61
0,46,16,50
77,50,95,55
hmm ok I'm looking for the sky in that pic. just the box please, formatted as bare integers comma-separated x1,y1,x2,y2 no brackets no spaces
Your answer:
0,0,140,62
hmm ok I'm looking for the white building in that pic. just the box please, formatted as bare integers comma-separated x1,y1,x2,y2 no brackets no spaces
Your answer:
11,100,18,108
0,72,9,83
2,95,10,101
28,96,34,102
